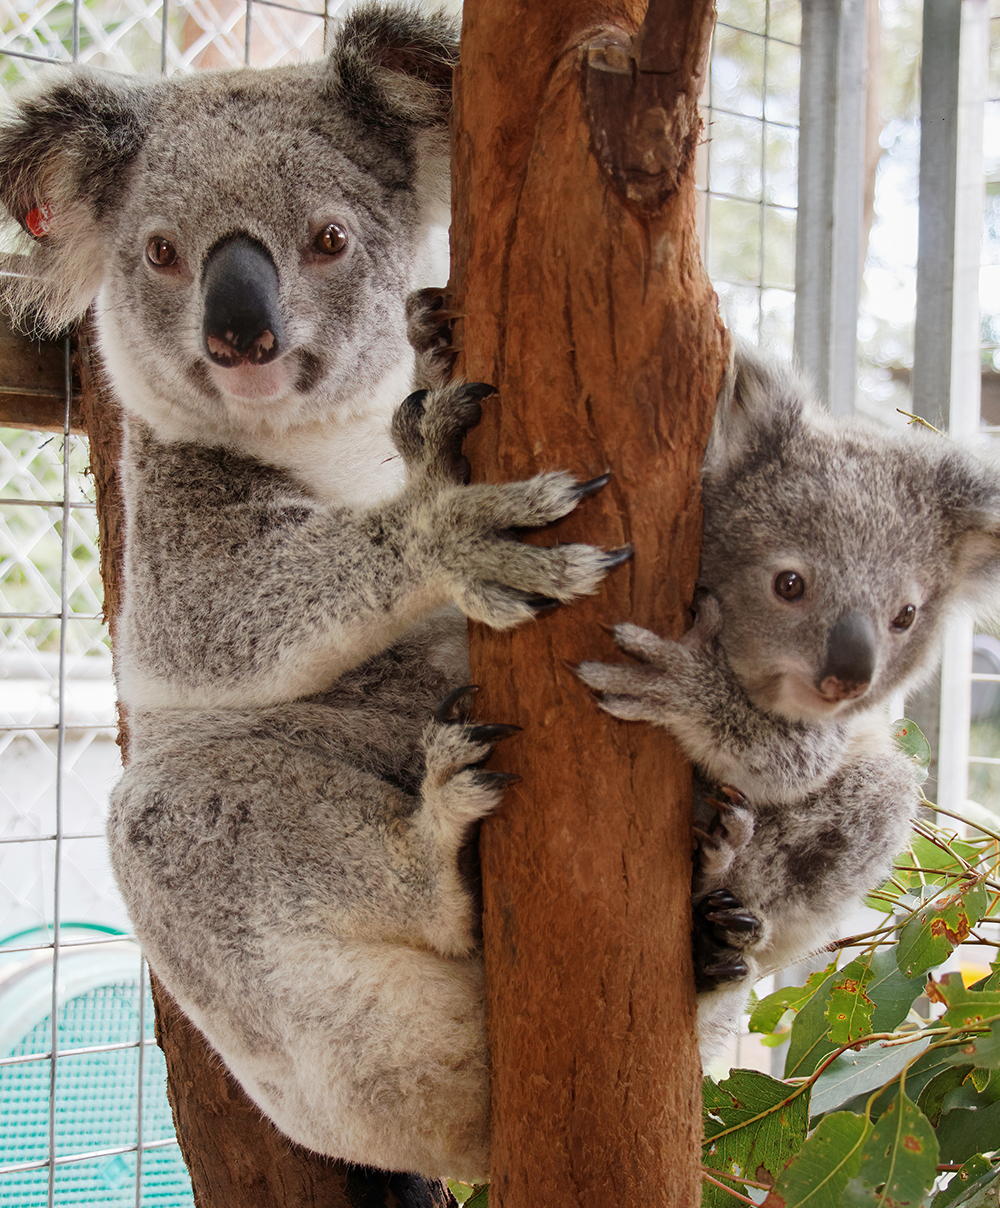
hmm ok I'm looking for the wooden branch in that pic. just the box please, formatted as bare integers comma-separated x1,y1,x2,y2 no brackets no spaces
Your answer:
76,318,457,1208
453,1,725,1204
0,311,83,433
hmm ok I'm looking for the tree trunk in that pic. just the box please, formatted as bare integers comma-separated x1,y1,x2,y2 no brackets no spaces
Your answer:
75,321,455,1208
452,2,726,1205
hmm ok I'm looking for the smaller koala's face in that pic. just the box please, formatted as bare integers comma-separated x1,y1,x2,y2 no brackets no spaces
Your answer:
700,368,1000,726
95,67,433,441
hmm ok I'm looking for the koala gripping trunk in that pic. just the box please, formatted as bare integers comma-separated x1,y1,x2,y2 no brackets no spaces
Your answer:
454,1,726,1205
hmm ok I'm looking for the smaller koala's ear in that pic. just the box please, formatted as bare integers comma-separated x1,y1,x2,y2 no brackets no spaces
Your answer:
0,68,156,334
703,341,810,472
934,444,1000,613
325,2,459,134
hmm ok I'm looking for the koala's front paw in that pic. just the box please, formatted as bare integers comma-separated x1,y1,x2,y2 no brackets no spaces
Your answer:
576,624,693,722
406,287,459,391
421,685,521,838
392,379,495,484
694,785,755,886
693,888,763,992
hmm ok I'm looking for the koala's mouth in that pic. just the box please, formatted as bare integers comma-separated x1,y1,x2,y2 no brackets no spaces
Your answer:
208,357,294,401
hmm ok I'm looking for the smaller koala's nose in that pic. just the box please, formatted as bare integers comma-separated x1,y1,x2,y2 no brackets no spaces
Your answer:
202,234,284,368
817,609,877,703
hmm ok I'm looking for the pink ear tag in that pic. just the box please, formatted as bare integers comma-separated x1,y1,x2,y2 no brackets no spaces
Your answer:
24,203,53,239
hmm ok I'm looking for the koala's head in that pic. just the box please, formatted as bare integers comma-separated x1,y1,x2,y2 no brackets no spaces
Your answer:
0,2,456,440
700,346,1000,725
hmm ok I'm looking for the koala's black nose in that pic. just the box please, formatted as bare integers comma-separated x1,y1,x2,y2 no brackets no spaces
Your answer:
202,234,284,367
818,609,877,703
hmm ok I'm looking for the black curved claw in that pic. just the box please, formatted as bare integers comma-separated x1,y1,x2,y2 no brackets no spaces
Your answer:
524,594,562,616
460,382,498,402
468,723,522,744
702,888,744,913
434,684,480,723
400,388,429,416
703,907,762,935
573,471,612,500
602,544,633,571
696,955,751,990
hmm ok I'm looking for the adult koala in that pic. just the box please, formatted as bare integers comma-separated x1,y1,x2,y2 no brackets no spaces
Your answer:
0,3,626,1181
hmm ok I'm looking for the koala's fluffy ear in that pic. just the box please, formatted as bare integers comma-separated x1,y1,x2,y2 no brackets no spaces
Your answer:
326,3,458,223
703,341,810,474
0,69,157,334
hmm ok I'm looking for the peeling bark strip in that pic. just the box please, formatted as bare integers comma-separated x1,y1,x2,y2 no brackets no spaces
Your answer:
453,2,725,1206
76,325,458,1206
586,0,716,211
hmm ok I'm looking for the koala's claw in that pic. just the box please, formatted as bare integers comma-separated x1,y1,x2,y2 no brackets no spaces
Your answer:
695,787,754,886
407,286,461,390
573,471,612,500
693,888,762,992
601,545,634,571
467,722,522,746
392,380,495,482
434,684,479,723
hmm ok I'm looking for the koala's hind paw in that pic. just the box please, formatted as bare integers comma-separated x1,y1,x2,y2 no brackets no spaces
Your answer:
406,287,459,391
392,379,495,483
693,888,762,992
421,689,522,836
695,786,755,884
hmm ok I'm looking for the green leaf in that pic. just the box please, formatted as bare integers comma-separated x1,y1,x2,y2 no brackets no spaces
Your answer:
808,1037,931,1119
761,1112,871,1208
844,1091,939,1207
785,949,924,1084
895,883,990,979
934,1102,1000,1164
826,956,878,1045
930,975,1000,1069
751,963,840,1036
464,1186,489,1208
935,1161,1000,1208
893,719,931,780
916,1066,975,1126
931,1156,997,1208
703,1069,810,1203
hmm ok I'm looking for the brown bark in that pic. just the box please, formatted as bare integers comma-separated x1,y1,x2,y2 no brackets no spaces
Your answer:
0,311,82,433
75,319,456,1208
453,2,726,1206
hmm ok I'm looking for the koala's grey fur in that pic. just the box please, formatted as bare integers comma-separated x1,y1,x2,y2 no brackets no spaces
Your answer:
0,4,624,1179
578,347,1000,1063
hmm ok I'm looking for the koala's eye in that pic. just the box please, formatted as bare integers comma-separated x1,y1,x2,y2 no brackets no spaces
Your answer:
891,604,917,631
146,237,178,268
314,223,348,256
774,570,805,601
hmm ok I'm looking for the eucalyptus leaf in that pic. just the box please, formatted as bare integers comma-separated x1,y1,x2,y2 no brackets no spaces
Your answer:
750,963,839,1036
808,1036,931,1118
934,1101,1000,1164
893,719,931,778
896,883,990,979
464,1186,489,1208
703,1069,810,1203
846,1091,939,1207
826,956,877,1045
935,1161,1000,1208
760,1111,870,1208
931,1155,997,1208
916,1065,975,1126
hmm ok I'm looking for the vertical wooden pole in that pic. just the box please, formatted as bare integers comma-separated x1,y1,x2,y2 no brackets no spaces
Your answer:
452,2,726,1204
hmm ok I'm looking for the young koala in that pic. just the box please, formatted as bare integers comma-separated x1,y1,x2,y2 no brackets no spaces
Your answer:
578,347,1000,1062
0,4,626,1181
